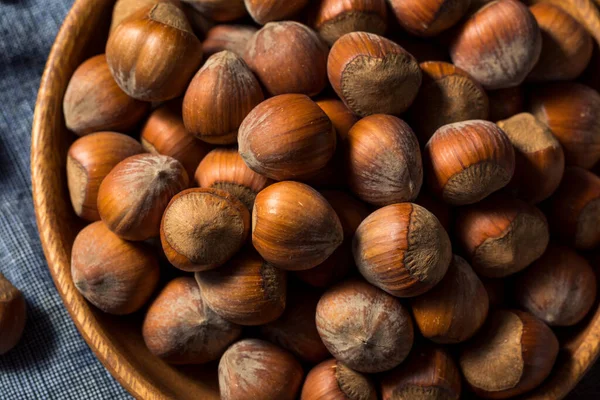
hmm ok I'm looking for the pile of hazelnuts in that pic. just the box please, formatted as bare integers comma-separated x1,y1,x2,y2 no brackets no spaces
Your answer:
63,0,600,398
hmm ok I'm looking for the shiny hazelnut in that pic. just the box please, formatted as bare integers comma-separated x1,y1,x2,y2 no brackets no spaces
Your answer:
312,0,388,46
409,61,489,142
411,255,489,343
455,193,549,278
316,279,414,373
252,181,343,270
63,54,149,136
527,0,600,45
195,249,286,325
381,345,462,400
261,287,330,364
195,147,271,210
160,188,250,271
328,31,422,117
244,0,309,24
238,94,336,181
219,339,304,400
71,221,160,315
97,154,189,241
528,3,593,82
316,98,359,141
0,273,26,355
515,245,597,327
142,276,242,364
244,21,328,96
301,359,377,400
459,309,559,399
354,203,452,297
110,0,164,32
450,0,542,89
201,24,257,57
346,114,422,206
106,2,203,101
181,0,246,21
545,167,600,250
183,50,264,145
487,86,525,122
389,0,471,37
529,82,600,169
424,120,516,205
414,190,453,232
67,132,144,222
141,101,211,179
497,113,564,203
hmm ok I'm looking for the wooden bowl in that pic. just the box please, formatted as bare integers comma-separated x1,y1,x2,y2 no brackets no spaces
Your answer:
30,0,600,399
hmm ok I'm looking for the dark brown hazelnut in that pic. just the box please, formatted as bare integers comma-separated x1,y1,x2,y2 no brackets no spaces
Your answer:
346,114,423,206
354,203,452,297
301,359,377,400
244,0,309,24
0,273,26,355
481,277,507,308
201,24,257,57
142,276,242,364
181,0,247,22
328,31,422,117
389,0,471,37
487,86,525,122
316,279,414,373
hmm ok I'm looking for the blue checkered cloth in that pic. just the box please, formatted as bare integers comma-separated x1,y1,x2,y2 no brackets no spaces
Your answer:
0,0,598,398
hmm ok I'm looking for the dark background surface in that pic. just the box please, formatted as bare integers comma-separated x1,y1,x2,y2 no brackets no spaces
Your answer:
0,0,597,398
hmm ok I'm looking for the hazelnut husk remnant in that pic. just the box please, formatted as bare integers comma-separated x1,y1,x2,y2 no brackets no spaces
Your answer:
71,221,160,315
97,154,189,241
181,0,247,22
67,132,143,222
459,309,559,399
424,120,515,205
160,188,250,271
0,273,27,355
354,203,452,297
301,359,377,400
252,181,343,270
316,279,414,373
244,0,309,25
389,0,471,37
142,276,242,364
201,24,257,57
328,31,422,117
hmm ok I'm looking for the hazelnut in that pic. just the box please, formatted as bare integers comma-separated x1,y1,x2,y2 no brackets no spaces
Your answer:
195,147,271,210
414,189,453,232
71,221,160,315
328,31,422,117
529,82,600,169
141,101,211,179
497,113,564,203
219,339,304,400
252,181,343,270
316,279,414,373
63,54,149,136
301,359,377,400
97,154,189,241
160,188,250,271
311,0,388,46
515,245,597,327
244,0,309,25
354,203,452,297
238,94,336,181
244,21,328,96
487,86,525,122
315,98,359,141
409,61,490,142
424,120,516,205
381,345,462,400
195,248,286,325
0,273,26,355
142,276,242,364
528,3,593,82
389,0,471,37
450,0,542,89
106,2,203,101
528,0,600,45
459,309,559,399
260,287,330,364
545,167,600,250
67,132,144,222
182,50,264,145
346,114,423,206
181,0,247,21
201,24,257,57
411,255,489,343
455,193,549,278
295,190,369,288
110,0,163,32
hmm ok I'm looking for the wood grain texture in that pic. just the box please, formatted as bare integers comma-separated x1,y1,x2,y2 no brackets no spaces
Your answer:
29,0,600,399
